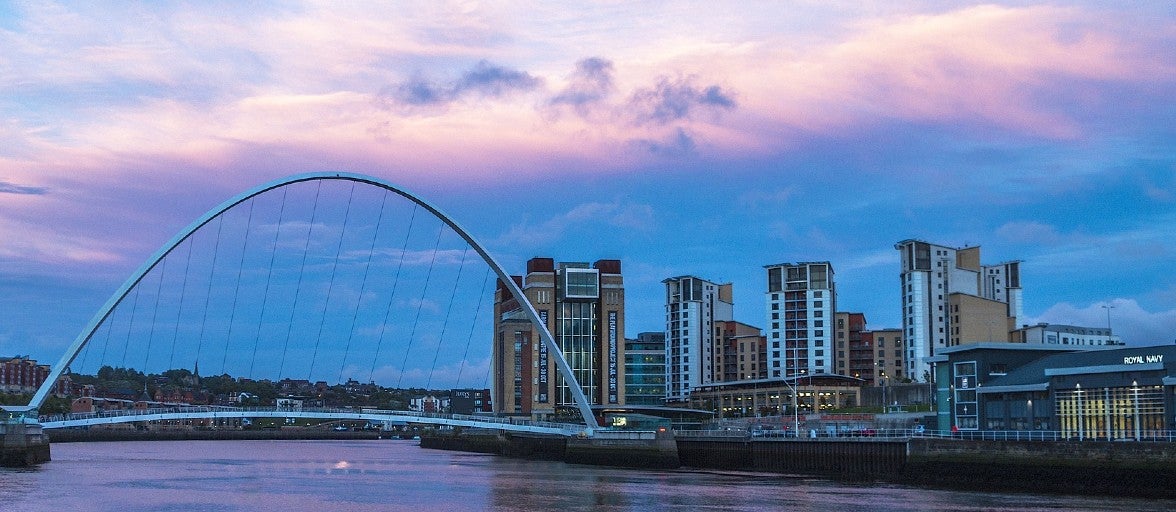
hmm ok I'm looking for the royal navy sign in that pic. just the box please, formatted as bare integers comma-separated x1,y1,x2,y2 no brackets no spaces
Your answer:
1124,354,1163,365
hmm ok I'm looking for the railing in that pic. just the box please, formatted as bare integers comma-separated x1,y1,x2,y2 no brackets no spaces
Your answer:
675,427,1176,443
39,406,587,434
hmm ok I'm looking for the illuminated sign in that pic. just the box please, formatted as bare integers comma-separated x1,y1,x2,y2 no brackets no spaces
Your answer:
608,311,618,404
1124,354,1163,365
538,310,549,403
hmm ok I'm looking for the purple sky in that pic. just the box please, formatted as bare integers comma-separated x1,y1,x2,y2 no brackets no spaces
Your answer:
2,2,1175,384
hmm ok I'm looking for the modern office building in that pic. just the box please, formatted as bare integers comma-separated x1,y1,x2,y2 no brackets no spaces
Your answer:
689,374,863,419
895,240,1022,382
663,276,733,404
492,257,625,419
716,320,767,382
929,343,1175,436
765,262,836,378
1011,323,1122,346
624,332,667,407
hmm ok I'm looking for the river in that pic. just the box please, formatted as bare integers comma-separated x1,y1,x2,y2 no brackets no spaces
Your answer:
1,439,1172,511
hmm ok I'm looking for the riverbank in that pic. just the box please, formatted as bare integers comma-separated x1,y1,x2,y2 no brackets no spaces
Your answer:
424,430,1176,499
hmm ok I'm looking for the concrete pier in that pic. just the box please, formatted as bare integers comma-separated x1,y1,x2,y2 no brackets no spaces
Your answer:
1,407,51,467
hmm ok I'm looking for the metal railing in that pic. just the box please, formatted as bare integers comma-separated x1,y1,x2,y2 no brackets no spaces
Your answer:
38,406,588,435
675,427,1176,443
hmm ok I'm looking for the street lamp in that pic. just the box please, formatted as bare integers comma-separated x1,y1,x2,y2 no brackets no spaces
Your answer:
1076,383,1084,441
1132,380,1140,441
1101,304,1115,333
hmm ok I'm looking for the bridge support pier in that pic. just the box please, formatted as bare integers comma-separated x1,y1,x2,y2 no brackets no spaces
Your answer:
1,407,51,467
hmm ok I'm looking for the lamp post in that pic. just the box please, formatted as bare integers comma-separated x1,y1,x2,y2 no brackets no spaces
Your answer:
1132,380,1141,441
1101,304,1115,332
1027,398,1033,432
1076,383,1084,441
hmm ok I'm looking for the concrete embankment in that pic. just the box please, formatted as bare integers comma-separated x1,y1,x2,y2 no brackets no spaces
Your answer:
900,438,1176,497
1,422,51,467
676,436,1176,498
420,430,680,469
47,428,383,443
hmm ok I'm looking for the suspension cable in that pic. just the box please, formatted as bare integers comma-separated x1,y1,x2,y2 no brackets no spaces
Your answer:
426,246,469,389
279,180,323,379
220,197,256,375
196,215,226,372
339,191,388,384
249,187,288,379
369,204,417,383
308,183,355,381
119,284,142,369
456,265,492,388
167,236,195,371
142,255,169,373
397,223,445,389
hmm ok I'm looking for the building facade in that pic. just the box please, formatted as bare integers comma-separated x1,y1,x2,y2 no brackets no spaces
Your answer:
835,312,871,384
624,332,667,407
867,328,905,385
930,343,1175,437
663,276,733,403
1,356,71,397
717,320,767,382
765,262,835,378
895,240,1022,382
492,257,625,419
1011,323,1122,346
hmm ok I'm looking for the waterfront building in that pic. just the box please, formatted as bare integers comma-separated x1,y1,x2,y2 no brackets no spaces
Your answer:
0,356,71,396
867,328,905,386
624,332,667,407
895,240,1022,382
717,321,767,382
449,388,492,415
1011,323,1122,346
663,276,733,404
764,262,835,378
688,374,863,419
929,343,1176,436
492,258,625,419
835,312,872,385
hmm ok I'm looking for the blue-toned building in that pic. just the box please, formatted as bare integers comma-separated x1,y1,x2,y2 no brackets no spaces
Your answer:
930,343,1176,438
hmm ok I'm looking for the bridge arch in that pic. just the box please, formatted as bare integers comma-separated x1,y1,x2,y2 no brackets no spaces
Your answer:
28,172,599,429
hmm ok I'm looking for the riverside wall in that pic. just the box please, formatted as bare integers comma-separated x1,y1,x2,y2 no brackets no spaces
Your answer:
419,430,680,469
676,436,1176,498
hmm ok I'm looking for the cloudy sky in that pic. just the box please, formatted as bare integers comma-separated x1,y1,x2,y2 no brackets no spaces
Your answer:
2,1,1175,378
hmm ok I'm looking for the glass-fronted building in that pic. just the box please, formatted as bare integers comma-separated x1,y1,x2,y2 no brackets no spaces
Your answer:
625,332,667,406
930,343,1176,438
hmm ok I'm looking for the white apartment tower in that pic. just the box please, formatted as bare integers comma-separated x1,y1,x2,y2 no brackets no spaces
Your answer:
663,276,733,403
895,240,1022,381
764,262,836,378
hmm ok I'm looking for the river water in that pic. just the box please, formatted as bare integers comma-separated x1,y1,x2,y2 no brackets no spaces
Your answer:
2,439,1172,511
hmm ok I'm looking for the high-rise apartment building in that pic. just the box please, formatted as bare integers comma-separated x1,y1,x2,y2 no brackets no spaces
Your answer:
764,262,836,378
663,276,733,403
624,332,667,406
895,240,1022,381
492,257,625,419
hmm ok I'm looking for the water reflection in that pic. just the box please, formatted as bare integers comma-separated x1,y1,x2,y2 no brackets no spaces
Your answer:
1,440,1173,511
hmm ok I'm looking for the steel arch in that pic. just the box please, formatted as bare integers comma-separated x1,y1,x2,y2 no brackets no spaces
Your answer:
27,172,599,430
